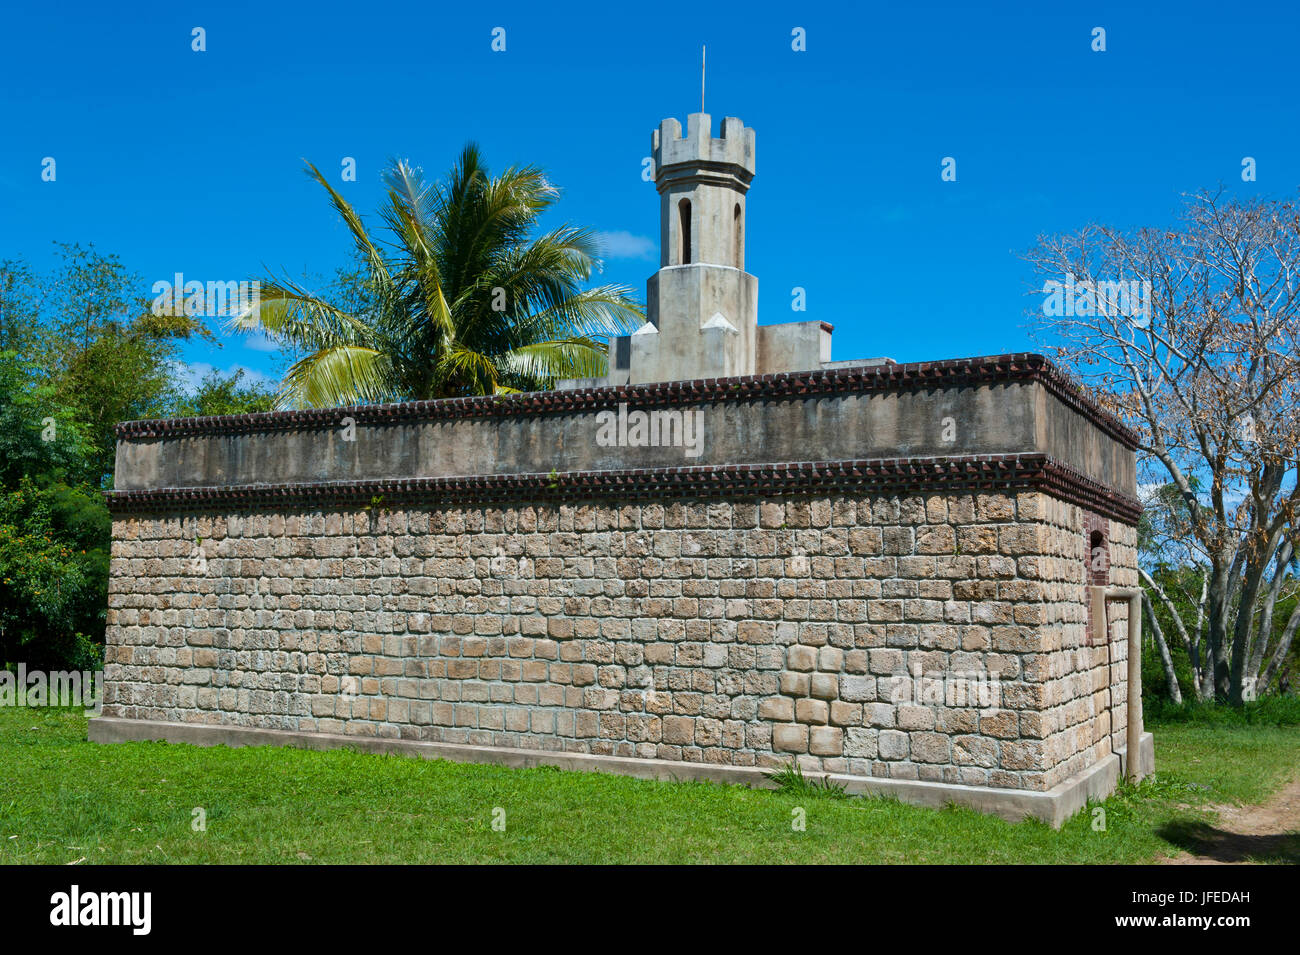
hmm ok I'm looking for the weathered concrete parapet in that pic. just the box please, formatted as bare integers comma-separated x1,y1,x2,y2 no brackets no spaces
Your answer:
757,321,833,376
109,354,1138,517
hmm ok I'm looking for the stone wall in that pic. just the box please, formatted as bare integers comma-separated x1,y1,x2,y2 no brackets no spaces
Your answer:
1035,500,1138,790
103,487,1137,793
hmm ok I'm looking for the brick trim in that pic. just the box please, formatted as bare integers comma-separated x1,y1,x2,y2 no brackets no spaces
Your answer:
104,452,1142,523
112,353,1139,451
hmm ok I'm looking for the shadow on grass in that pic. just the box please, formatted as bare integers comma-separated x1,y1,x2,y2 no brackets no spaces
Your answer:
1156,819,1300,864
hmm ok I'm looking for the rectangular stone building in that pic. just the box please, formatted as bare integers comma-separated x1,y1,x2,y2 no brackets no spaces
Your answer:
92,113,1151,826
96,354,1148,825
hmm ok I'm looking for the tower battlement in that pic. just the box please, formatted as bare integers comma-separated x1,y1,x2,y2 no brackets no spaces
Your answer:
558,109,854,390
652,113,756,181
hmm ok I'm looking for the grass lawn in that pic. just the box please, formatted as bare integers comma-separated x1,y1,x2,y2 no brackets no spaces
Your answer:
2,707,1297,864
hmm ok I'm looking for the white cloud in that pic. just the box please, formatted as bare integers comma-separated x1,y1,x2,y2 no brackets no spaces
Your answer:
596,230,655,261
240,329,282,352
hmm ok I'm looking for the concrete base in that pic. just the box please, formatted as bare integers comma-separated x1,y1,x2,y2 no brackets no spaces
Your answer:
88,717,1155,829
1118,731,1157,780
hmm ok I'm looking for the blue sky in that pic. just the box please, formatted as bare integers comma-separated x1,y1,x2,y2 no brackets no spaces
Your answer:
2,0,1297,390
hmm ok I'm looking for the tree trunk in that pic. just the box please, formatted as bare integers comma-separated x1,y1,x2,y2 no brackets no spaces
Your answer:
1206,561,1235,702
1142,591,1183,703
1261,601,1300,691
1249,539,1293,683
1193,570,1211,702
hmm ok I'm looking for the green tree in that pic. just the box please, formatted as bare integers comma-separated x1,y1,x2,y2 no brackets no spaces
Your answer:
0,246,240,671
0,259,38,354
0,478,109,671
0,350,95,487
32,242,210,480
0,350,109,669
233,147,643,407
175,368,277,417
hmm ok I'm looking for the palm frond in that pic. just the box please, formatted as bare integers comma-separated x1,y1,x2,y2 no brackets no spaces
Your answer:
501,337,610,383
277,344,395,409
230,277,379,352
433,343,500,397
303,161,393,286
253,146,645,404
514,286,645,342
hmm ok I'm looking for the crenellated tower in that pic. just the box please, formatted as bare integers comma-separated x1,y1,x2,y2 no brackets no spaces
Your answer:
653,113,755,271
630,113,759,383
559,111,867,389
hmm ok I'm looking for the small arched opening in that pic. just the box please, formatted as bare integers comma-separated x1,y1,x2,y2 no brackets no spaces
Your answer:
1089,529,1109,584
678,199,692,264
733,203,743,269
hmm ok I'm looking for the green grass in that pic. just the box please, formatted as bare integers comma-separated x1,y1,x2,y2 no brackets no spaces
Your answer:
1,707,1297,864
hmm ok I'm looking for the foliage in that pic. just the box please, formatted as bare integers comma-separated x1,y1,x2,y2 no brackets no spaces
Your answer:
232,147,643,407
0,350,96,487
1142,557,1300,704
764,761,850,799
58,332,187,480
0,245,195,669
1145,695,1300,727
174,368,276,418
4,243,208,483
0,348,108,669
0,259,38,354
0,478,109,671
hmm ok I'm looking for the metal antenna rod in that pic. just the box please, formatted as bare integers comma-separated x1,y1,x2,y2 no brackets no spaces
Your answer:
701,45,706,114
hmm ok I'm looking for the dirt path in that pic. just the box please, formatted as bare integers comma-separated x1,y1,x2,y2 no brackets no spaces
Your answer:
1159,775,1300,864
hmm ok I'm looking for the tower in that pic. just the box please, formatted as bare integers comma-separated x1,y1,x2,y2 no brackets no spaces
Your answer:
632,113,758,383
558,111,858,391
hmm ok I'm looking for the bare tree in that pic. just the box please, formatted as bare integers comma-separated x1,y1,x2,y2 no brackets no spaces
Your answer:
1026,189,1300,703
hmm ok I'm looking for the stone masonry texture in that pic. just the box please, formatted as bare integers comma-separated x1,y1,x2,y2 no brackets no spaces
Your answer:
103,490,1136,792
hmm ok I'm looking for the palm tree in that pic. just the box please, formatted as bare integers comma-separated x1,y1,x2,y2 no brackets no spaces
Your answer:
232,146,643,408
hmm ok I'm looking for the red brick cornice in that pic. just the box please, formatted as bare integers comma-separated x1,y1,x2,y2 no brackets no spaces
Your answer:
104,452,1142,524
113,353,1139,451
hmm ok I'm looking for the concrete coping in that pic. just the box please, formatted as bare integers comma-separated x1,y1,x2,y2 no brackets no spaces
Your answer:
110,352,1138,451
